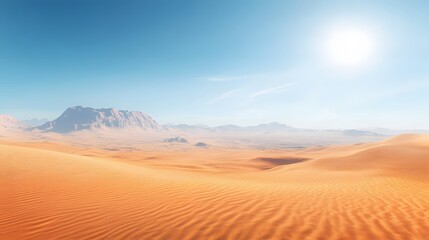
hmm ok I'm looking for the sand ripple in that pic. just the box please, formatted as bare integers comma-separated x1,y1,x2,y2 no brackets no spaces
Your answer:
1,136,429,239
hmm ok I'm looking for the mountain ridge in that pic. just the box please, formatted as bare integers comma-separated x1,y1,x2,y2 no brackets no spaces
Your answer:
33,106,161,133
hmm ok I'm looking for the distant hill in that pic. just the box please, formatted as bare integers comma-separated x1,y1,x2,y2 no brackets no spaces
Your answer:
164,137,188,143
22,118,50,127
169,122,297,133
342,129,384,137
213,124,242,131
195,142,208,147
33,106,161,133
166,124,211,131
0,115,25,129
245,122,295,132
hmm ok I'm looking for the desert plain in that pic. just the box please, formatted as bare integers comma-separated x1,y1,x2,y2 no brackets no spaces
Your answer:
1,133,428,240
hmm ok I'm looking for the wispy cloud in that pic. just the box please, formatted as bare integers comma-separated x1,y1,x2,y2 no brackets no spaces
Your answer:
201,75,248,82
251,84,295,97
209,88,241,103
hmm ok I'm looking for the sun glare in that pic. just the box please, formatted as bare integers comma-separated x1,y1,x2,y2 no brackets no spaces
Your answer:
326,29,374,67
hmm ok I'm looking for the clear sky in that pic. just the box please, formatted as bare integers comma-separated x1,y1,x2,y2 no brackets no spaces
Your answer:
1,0,428,129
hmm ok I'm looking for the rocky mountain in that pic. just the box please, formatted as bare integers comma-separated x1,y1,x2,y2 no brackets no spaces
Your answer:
34,106,161,133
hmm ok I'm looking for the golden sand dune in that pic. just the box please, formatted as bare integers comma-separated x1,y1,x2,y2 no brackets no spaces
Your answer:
1,135,428,239
308,134,429,179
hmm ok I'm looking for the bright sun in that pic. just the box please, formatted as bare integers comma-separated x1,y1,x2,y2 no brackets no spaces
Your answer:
326,29,374,66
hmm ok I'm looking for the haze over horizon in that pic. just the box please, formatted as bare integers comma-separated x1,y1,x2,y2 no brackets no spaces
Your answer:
1,0,429,129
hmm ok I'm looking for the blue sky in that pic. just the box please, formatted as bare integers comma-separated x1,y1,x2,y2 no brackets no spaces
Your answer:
1,0,428,129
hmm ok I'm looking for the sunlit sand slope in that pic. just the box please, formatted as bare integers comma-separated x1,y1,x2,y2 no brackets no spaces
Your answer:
1,135,428,239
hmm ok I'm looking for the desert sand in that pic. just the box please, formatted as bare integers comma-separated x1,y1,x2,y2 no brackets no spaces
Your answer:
1,134,428,239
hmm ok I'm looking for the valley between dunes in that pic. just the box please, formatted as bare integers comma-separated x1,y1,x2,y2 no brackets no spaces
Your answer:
1,134,429,240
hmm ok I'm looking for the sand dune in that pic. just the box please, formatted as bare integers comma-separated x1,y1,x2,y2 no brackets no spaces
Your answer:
1,135,428,239
308,134,429,180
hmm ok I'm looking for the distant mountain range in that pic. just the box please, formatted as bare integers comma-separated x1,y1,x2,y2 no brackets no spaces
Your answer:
167,122,297,132
164,122,429,136
1,106,428,136
33,106,161,133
